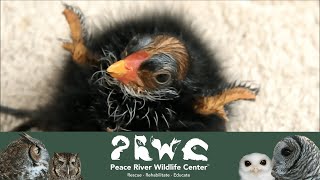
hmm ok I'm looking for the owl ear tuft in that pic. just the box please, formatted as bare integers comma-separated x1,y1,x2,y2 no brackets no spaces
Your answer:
20,132,31,139
20,133,36,144
54,152,60,158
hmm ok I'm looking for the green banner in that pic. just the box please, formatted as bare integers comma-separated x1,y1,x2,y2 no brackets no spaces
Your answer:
0,132,319,179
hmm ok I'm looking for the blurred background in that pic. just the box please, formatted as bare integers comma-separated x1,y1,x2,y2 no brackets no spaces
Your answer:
1,1,319,131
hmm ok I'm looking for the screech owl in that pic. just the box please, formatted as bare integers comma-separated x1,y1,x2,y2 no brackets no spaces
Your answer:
49,152,83,180
0,133,50,180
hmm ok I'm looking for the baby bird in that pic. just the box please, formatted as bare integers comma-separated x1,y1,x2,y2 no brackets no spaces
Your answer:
272,135,320,180
239,153,274,180
3,3,258,131
0,133,50,180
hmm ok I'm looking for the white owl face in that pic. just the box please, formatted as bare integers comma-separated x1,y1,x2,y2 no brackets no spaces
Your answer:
239,153,272,176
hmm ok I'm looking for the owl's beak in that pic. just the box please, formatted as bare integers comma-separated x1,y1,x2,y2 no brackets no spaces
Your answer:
251,167,261,174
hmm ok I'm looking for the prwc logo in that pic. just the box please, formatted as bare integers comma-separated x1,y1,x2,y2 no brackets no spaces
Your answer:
111,135,208,161
110,135,210,178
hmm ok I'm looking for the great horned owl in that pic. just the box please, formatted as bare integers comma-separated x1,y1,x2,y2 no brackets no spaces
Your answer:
239,153,274,180
49,152,83,180
0,133,50,180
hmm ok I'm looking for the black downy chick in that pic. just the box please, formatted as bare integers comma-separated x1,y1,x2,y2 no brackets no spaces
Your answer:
2,4,259,131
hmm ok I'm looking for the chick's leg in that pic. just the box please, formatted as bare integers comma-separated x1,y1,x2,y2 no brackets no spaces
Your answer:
194,83,259,121
62,4,96,64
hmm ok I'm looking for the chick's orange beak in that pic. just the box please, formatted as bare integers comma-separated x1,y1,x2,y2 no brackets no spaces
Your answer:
107,60,128,79
106,51,149,85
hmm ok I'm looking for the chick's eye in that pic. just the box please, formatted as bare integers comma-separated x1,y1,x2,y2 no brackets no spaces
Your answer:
154,73,171,84
260,160,266,165
244,161,251,167
281,148,292,157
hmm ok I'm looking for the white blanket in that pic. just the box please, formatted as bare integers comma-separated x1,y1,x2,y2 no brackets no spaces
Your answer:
1,1,319,131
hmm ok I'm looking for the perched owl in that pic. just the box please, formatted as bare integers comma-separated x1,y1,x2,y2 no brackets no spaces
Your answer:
0,133,50,180
239,153,274,180
272,135,320,180
49,152,83,180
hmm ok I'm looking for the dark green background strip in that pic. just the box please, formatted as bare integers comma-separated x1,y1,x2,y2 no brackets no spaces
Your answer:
0,132,319,179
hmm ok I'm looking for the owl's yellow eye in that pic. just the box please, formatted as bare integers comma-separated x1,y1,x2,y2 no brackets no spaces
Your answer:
34,147,40,154
29,145,41,162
